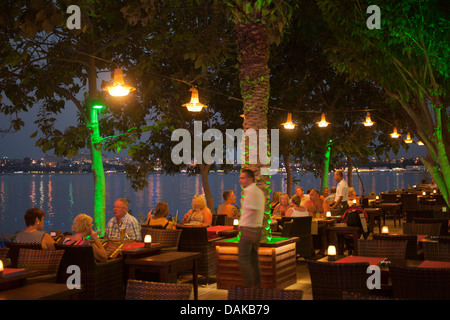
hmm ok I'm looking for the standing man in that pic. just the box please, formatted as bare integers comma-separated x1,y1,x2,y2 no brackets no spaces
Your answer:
105,198,141,240
330,170,349,215
238,169,265,287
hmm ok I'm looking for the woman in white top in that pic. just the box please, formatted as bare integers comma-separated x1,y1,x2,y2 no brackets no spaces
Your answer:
285,195,309,217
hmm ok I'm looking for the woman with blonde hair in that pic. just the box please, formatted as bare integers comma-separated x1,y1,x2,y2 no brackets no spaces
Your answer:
181,194,213,226
63,214,108,262
145,202,174,229
348,187,360,206
272,193,290,217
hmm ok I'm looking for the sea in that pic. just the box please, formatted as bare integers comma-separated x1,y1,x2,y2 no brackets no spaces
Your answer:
0,170,428,235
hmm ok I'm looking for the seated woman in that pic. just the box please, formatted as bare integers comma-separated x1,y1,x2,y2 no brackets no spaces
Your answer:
181,194,213,226
62,214,108,262
14,208,55,250
269,191,281,215
348,187,361,206
272,193,290,217
285,195,309,217
145,202,174,229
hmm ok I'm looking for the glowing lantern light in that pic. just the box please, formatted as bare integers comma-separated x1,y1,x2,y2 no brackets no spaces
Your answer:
281,112,296,129
103,69,136,97
404,132,413,144
182,87,207,112
363,112,375,126
317,113,330,128
390,127,400,138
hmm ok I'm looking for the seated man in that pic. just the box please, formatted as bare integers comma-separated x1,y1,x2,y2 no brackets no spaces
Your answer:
217,190,240,218
304,189,330,217
325,187,336,204
105,198,141,241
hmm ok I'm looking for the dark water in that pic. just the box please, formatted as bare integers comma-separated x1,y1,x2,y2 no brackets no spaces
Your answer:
0,170,427,234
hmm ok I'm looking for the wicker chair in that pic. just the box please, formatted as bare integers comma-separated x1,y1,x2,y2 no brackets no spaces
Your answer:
381,193,398,203
4,242,43,268
413,217,449,236
281,216,314,259
307,260,370,300
390,265,450,299
141,225,182,250
402,222,441,236
356,239,408,260
400,194,418,215
372,234,419,259
125,279,192,300
176,225,216,284
405,209,434,223
0,248,8,262
227,286,303,300
17,248,64,282
55,244,124,300
423,241,450,261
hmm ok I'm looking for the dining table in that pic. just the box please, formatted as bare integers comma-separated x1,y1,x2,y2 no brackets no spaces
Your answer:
0,268,37,291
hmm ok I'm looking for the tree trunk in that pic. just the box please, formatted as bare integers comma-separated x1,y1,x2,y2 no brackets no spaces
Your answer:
199,164,214,214
321,141,332,192
347,155,353,187
236,19,272,242
284,151,292,198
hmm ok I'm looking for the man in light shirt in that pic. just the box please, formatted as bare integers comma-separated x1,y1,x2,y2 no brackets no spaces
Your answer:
238,169,265,287
330,170,349,215
105,198,141,241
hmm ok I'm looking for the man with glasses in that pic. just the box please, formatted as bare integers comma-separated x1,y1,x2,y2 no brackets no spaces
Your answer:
105,198,141,240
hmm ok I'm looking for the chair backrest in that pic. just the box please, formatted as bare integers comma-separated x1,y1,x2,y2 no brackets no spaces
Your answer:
423,241,450,261
412,217,449,235
141,228,181,249
381,193,398,203
227,286,303,300
400,194,418,211
433,195,447,206
307,260,370,300
4,242,43,268
402,222,441,236
356,239,407,259
372,234,418,259
125,279,192,300
405,209,434,223
0,248,9,262
177,225,209,251
54,244,96,283
390,265,450,299
17,248,64,277
212,214,227,226
281,216,312,237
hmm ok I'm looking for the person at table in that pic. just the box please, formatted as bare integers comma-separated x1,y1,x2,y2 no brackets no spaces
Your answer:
145,202,174,229
330,170,349,215
285,195,309,217
272,193,290,217
430,178,438,189
238,169,265,288
321,187,330,200
269,191,281,215
105,198,142,241
181,194,213,226
14,208,55,250
217,190,240,218
292,186,309,207
325,187,336,204
62,214,108,262
348,187,360,206
304,189,330,217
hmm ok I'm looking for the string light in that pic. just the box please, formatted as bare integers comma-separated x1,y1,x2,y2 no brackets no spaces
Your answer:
363,112,375,126
404,132,413,143
317,113,330,127
182,87,207,112
281,112,296,129
417,141,424,145
390,127,400,138
102,68,136,97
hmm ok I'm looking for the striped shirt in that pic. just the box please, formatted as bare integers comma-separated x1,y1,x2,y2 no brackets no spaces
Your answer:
105,213,141,241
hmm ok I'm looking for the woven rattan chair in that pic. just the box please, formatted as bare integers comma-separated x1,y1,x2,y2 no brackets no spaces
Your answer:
400,194,418,215
0,248,8,262
17,248,64,282
413,217,449,236
125,279,192,300
372,234,419,259
55,244,124,300
390,265,450,299
405,209,434,223
307,260,370,300
356,239,408,260
227,286,303,300
423,241,450,261
381,193,398,203
141,226,181,250
281,216,314,259
402,222,441,236
4,242,43,268
177,225,216,284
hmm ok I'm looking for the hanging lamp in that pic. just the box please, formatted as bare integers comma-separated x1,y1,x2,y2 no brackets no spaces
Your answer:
404,132,413,143
363,112,375,127
317,113,330,128
281,112,296,129
182,87,207,112
390,127,400,138
102,68,136,97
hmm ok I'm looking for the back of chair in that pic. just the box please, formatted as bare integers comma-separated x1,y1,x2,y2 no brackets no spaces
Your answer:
372,234,418,259
282,216,313,259
126,279,192,300
282,216,312,236
142,228,181,249
212,214,227,226
402,222,441,236
412,217,449,235
405,209,434,223
356,239,407,260
390,265,450,299
0,248,8,262
423,241,450,261
4,242,43,268
307,260,370,300
381,193,398,203
18,248,64,277
228,286,303,300
400,194,418,213
55,244,96,283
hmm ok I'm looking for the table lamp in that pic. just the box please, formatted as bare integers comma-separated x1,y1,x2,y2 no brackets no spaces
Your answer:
443,207,447,213
326,211,331,219
233,219,239,230
422,191,426,196
0,260,3,278
376,195,379,200
433,190,437,194
381,226,389,234
352,199,357,206
144,235,152,248
327,245,337,261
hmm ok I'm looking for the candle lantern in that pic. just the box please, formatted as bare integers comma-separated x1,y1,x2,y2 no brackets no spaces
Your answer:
144,234,152,248
327,245,337,261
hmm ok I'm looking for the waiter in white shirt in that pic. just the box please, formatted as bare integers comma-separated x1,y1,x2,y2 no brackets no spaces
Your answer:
238,169,265,287
330,170,349,215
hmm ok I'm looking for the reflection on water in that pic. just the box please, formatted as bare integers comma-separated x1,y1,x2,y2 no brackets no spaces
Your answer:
0,171,427,234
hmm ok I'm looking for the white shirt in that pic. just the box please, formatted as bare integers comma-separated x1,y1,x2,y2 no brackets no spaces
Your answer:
290,208,309,217
336,179,349,202
240,183,265,228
